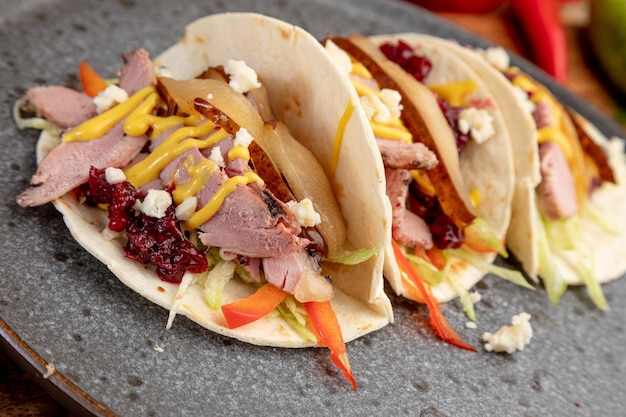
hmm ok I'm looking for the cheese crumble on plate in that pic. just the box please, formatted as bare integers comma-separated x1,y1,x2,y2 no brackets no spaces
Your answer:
482,312,533,353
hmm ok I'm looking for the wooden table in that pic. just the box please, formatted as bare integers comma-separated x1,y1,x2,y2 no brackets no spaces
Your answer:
1,3,625,417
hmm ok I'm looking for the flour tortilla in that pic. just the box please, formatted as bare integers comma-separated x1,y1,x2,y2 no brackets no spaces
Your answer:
38,13,393,347
550,112,626,285
406,36,542,282
449,41,626,287
368,33,516,302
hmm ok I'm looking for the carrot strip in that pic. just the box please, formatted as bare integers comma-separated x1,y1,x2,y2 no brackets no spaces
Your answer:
393,240,476,352
304,301,357,390
221,283,288,329
79,60,108,97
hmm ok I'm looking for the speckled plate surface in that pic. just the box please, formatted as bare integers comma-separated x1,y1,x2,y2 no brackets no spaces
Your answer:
1,1,625,416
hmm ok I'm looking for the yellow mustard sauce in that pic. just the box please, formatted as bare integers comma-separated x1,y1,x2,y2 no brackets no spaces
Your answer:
510,71,573,164
469,188,482,208
427,80,477,107
172,155,218,205
63,86,156,142
411,169,436,196
347,59,412,144
184,171,264,230
227,144,251,162
124,122,227,187
330,99,355,177
64,82,264,229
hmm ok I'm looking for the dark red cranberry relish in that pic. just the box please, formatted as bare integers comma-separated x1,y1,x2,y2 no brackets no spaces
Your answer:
83,167,208,283
380,40,470,153
436,97,472,153
379,39,432,82
408,182,465,249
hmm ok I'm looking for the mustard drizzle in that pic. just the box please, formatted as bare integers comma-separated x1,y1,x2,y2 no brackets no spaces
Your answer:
62,82,262,228
184,171,264,230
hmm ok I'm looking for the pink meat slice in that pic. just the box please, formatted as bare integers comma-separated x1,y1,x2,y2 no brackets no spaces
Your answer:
119,49,157,95
377,138,438,170
385,167,433,250
262,250,321,293
537,141,578,221
26,86,97,129
16,122,147,207
197,167,304,258
17,49,157,207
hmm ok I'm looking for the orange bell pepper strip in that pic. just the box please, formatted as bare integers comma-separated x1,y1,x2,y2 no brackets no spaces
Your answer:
426,247,447,271
79,60,108,97
304,301,357,391
221,283,289,329
393,240,476,352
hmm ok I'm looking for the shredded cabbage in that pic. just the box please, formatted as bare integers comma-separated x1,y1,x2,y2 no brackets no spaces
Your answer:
277,296,317,343
203,260,236,309
326,245,379,265
404,252,450,287
448,246,534,290
546,215,608,310
581,199,620,236
12,97,62,137
537,214,568,304
465,217,508,257
166,271,196,329
446,275,477,322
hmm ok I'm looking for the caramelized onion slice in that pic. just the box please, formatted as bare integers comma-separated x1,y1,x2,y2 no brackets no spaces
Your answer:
263,122,347,259
157,76,347,258
332,35,475,229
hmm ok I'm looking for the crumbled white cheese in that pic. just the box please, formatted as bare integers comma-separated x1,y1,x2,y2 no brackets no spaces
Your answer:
458,107,495,144
360,94,388,122
325,40,352,74
477,46,510,72
209,146,225,168
234,127,254,147
43,362,55,379
287,198,321,227
105,167,126,184
465,321,477,330
93,84,129,114
512,85,536,116
379,88,403,118
224,59,261,94
175,196,197,221
139,189,172,218
360,89,403,123
483,312,532,353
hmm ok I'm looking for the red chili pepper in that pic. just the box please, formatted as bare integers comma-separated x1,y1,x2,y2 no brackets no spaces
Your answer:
393,240,477,352
510,0,568,84
304,301,357,390
79,60,108,97
221,283,289,329
404,0,507,13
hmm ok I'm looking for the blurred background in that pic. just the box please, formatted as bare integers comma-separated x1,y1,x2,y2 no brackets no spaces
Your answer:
411,0,626,130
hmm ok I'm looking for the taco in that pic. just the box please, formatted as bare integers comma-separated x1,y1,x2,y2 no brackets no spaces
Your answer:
324,34,523,343
432,41,626,310
14,13,394,388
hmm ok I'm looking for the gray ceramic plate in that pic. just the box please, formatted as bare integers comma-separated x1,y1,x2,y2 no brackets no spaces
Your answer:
1,1,625,416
